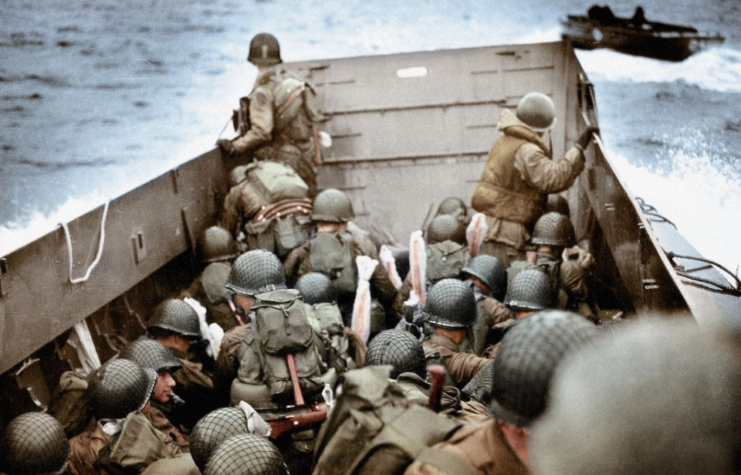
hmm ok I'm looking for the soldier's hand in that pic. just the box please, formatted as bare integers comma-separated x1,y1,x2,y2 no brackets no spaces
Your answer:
576,126,600,150
217,139,235,156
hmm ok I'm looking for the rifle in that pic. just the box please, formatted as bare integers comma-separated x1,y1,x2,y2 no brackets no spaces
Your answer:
428,364,446,413
268,402,327,440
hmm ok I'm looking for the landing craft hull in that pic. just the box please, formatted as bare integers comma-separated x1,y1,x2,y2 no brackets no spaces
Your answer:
0,41,737,422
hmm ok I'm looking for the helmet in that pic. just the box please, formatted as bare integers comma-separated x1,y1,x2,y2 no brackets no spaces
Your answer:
120,339,182,373
461,255,507,300
435,197,468,219
198,226,239,264
461,360,494,405
229,165,249,188
295,272,337,305
531,212,576,248
516,92,556,132
191,408,249,472
89,359,157,420
545,194,571,218
311,189,355,223
505,269,554,312
247,33,282,67
225,250,286,296
364,330,427,379
532,319,741,475
426,215,466,245
423,279,477,329
0,412,70,475
147,299,202,339
205,434,289,475
489,310,597,427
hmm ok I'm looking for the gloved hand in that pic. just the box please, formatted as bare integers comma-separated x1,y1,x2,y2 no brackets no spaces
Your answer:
576,126,600,150
217,139,235,156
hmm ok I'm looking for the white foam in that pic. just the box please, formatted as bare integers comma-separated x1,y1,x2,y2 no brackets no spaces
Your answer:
608,148,741,282
577,47,741,93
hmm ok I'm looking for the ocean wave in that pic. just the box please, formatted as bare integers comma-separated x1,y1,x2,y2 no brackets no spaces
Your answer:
576,47,741,93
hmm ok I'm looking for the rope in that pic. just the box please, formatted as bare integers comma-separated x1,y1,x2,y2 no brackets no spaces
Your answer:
215,115,233,144
60,201,109,284
635,197,676,228
667,251,741,293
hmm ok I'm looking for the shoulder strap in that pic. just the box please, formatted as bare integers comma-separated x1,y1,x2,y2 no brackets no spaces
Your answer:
416,446,479,475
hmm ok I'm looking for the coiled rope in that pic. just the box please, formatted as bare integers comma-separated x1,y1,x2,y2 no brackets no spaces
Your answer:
60,201,109,284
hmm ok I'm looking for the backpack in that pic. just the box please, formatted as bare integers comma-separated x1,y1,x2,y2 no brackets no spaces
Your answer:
247,161,308,204
247,289,327,399
48,370,93,438
313,366,462,475
309,232,357,296
311,302,355,370
426,241,469,284
244,211,312,258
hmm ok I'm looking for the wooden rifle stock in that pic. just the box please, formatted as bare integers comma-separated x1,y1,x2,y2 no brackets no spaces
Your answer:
286,353,305,407
268,403,327,440
428,364,446,412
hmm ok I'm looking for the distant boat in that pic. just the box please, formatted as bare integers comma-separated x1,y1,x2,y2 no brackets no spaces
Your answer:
561,5,725,61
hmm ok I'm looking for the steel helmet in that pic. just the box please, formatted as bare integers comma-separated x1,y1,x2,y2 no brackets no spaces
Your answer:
516,92,556,132
364,330,428,379
311,188,355,223
295,272,337,305
488,310,597,427
505,269,554,312
461,255,507,300
147,299,202,339
247,33,282,67
435,197,468,220
120,339,182,373
462,360,494,405
191,407,250,472
225,250,286,296
198,226,239,264
423,279,478,329
531,212,576,248
426,214,466,245
0,412,70,475
545,194,571,218
205,433,289,475
89,359,157,421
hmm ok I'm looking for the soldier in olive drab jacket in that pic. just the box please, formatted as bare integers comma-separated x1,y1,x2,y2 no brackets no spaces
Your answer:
470,92,599,267
217,33,328,195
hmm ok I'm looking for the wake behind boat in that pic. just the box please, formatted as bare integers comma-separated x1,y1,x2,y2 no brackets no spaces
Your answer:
562,5,725,62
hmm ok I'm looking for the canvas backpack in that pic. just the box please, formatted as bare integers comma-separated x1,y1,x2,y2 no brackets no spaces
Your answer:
309,232,357,296
425,240,469,284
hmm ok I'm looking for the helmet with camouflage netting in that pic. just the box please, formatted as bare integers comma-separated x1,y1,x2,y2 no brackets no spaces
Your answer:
461,360,494,405
190,407,250,472
204,433,289,475
423,279,477,329
426,214,466,245
489,310,597,427
247,33,282,67
295,272,337,305
530,212,576,248
89,359,157,421
198,226,239,264
0,412,70,475
311,189,355,223
461,255,507,300
364,330,427,379
516,92,556,132
225,250,286,297
435,197,468,220
120,338,182,373
147,298,202,339
505,269,554,312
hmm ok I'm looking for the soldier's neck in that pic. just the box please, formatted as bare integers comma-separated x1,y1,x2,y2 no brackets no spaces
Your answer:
434,327,467,345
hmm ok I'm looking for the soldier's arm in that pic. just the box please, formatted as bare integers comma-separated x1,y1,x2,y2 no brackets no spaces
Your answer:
515,143,585,194
478,297,514,327
560,260,589,301
232,88,274,153
221,187,243,236
283,242,310,286
444,352,490,387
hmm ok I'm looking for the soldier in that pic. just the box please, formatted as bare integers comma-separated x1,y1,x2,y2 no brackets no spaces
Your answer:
471,92,599,266
190,407,257,473
283,188,399,326
544,194,570,217
217,33,328,195
528,212,596,321
68,359,185,475
421,279,490,388
532,319,741,474
435,196,469,224
364,329,428,379
406,310,597,475
119,339,190,451
461,255,512,355
0,412,70,475
147,299,216,430
181,226,240,331
204,434,289,475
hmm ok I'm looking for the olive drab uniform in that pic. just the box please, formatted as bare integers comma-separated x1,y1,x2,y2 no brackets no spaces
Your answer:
180,261,234,331
147,405,190,452
533,252,595,321
423,333,490,388
230,68,328,195
168,347,218,430
471,109,585,266
213,323,252,404
470,285,513,356
404,419,531,475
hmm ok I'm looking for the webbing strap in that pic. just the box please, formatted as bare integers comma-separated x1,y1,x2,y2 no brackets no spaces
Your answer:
415,446,479,475
276,85,305,117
